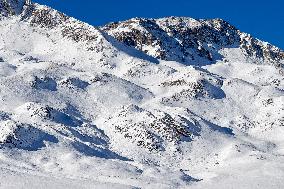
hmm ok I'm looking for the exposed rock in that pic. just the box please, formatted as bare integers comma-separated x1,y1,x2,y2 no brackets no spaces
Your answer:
105,105,197,152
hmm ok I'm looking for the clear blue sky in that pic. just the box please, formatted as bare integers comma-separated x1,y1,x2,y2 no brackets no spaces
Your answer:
34,0,284,49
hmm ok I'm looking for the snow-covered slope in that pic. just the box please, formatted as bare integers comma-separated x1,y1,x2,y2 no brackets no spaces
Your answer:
0,1,283,188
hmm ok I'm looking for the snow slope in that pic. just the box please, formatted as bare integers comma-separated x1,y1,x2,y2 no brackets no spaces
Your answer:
0,1,283,188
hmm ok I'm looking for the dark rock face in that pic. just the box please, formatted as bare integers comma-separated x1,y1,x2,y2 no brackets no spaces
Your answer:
30,7,68,28
240,34,284,66
0,0,27,16
102,17,284,67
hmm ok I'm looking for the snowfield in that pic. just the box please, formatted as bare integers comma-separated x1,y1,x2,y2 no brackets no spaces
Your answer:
0,1,283,188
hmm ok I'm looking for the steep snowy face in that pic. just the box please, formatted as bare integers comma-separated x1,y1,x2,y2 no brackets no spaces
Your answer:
102,17,284,67
0,0,27,16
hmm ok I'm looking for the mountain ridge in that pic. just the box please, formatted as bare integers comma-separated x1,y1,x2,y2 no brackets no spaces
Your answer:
1,0,283,68
102,17,284,67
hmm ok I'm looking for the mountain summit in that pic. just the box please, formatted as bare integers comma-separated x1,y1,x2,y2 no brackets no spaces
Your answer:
0,2,283,189
102,17,284,67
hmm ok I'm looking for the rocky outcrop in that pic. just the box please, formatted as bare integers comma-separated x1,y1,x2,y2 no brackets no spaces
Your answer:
0,0,29,16
105,105,197,152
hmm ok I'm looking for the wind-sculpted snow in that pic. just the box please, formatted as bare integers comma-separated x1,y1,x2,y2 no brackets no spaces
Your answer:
0,1,283,188
0,120,58,150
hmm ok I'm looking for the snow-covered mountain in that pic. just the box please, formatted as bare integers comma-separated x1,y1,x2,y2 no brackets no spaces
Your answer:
0,1,283,188
102,17,284,66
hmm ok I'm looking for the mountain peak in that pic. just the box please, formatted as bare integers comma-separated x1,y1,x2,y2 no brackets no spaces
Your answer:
102,16,284,66
0,0,31,16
